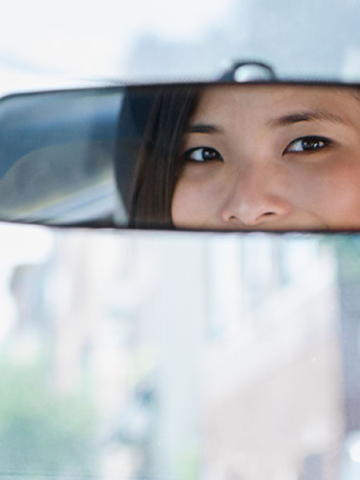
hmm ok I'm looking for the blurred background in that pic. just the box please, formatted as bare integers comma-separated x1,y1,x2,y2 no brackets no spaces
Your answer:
3,226,360,479
1,1,360,479
1,0,360,94
0,226,356,480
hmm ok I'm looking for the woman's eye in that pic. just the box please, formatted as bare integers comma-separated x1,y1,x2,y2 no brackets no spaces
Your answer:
284,136,332,153
183,147,223,162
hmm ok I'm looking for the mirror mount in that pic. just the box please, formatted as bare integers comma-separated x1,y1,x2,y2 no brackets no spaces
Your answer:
220,60,277,82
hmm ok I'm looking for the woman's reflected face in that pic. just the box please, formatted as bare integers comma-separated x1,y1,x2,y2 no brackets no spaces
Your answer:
171,85,360,230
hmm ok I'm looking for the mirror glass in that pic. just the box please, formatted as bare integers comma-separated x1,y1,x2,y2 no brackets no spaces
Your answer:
2,83,360,231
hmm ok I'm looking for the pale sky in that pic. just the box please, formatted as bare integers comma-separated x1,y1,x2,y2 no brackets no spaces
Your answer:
1,0,358,91
0,0,234,82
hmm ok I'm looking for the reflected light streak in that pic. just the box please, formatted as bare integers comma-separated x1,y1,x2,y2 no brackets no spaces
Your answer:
349,440,360,463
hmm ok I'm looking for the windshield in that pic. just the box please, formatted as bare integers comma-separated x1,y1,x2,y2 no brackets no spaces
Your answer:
1,0,360,93
2,225,359,479
1,1,360,479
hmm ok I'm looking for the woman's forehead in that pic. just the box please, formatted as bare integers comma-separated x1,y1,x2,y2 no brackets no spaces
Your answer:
191,85,360,126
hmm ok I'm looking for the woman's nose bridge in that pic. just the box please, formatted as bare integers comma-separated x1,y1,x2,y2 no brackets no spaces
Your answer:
232,161,283,199
222,161,292,222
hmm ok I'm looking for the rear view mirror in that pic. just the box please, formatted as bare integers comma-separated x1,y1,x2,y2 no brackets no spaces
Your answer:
1,82,360,231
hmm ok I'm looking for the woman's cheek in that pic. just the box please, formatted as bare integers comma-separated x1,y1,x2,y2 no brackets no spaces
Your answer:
171,178,203,226
303,156,360,226
171,174,219,227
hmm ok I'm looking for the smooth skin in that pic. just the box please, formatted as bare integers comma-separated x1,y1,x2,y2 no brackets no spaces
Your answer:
171,85,360,230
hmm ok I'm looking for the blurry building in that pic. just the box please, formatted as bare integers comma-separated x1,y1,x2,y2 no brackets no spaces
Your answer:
4,229,360,479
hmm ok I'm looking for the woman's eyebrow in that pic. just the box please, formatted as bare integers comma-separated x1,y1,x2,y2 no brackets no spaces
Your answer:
268,109,347,127
185,123,224,134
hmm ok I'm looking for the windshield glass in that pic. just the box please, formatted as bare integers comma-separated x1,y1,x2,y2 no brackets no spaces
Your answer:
0,0,360,92
1,225,359,479
1,2,360,479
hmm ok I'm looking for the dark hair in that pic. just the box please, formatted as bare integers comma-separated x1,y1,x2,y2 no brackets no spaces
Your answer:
129,87,198,228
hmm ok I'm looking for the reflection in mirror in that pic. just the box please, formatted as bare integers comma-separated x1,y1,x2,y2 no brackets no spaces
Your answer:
2,83,360,230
